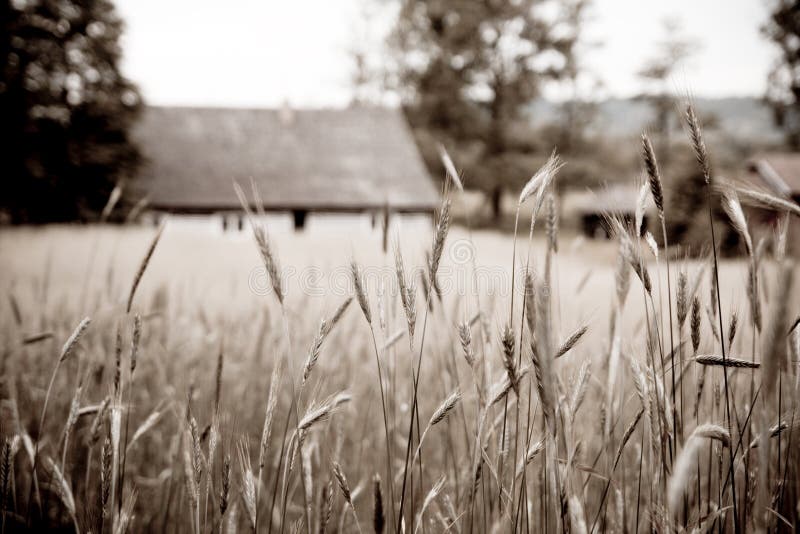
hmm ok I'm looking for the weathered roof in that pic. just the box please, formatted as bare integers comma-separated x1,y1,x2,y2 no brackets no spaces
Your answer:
131,106,440,212
746,152,800,196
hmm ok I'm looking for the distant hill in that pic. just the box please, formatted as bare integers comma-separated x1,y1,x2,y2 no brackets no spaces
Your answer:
526,97,784,144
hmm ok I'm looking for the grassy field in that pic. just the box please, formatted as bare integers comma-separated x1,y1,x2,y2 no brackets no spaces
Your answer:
1,116,800,533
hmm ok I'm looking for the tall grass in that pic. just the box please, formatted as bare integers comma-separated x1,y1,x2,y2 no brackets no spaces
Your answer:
0,108,799,533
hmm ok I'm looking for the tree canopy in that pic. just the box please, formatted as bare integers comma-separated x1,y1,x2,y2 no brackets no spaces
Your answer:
763,0,800,149
390,0,589,219
1,0,141,222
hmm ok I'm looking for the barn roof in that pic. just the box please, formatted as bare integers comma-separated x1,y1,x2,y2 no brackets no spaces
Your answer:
746,152,800,196
131,106,440,212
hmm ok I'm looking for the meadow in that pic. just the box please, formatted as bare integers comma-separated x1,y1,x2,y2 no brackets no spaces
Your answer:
0,106,799,533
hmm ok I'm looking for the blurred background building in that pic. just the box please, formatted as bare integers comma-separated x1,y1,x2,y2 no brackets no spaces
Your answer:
132,105,438,233
1,0,799,254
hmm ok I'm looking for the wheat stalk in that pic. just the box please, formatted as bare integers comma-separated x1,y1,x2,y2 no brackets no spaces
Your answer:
720,187,753,256
372,475,384,534
235,182,284,304
332,462,362,534
46,456,78,531
410,389,461,467
394,242,417,350
428,199,451,293
554,323,588,359
519,151,564,205
351,261,372,325
635,179,649,237
694,355,760,368
437,144,463,192
500,324,519,394
667,423,730,517
413,476,445,534
127,223,164,312
237,440,257,531
734,185,800,218
27,316,91,522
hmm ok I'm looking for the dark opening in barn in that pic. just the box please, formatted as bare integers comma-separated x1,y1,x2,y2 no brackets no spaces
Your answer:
293,210,307,230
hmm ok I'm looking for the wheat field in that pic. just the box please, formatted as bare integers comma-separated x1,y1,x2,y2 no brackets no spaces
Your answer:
0,107,799,533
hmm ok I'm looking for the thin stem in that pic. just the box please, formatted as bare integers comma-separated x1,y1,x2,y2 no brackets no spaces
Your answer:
368,325,397,529
26,359,62,524
118,368,135,516
659,217,677,449
705,189,739,533
276,304,303,534
397,293,432,533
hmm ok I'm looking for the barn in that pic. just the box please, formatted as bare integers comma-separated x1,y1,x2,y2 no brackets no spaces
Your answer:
131,105,440,232
572,184,651,239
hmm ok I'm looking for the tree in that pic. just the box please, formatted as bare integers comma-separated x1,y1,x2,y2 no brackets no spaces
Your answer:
763,0,800,149
348,0,389,106
391,0,589,219
1,0,142,223
636,18,694,169
551,57,601,154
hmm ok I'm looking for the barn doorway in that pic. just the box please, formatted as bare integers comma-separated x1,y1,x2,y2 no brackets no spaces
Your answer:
293,209,307,230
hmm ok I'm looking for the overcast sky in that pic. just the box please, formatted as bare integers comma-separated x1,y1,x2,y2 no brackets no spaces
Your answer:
115,0,776,108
